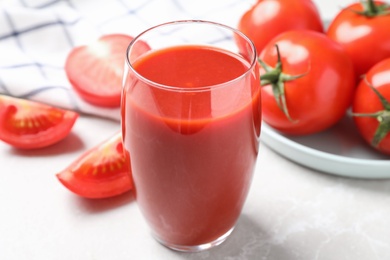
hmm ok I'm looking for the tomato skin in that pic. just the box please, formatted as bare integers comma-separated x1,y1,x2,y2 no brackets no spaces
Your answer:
56,132,132,199
352,58,390,155
327,1,390,78
238,0,323,53
260,30,356,135
0,95,78,149
65,34,150,108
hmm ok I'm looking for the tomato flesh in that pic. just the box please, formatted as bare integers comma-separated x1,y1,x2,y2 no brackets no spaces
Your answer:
65,34,150,107
0,95,78,149
57,132,133,199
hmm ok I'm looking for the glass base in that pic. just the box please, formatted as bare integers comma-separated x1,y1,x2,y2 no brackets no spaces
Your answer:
154,227,234,252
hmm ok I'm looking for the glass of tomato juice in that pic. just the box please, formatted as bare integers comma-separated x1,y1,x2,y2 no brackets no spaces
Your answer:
121,20,261,252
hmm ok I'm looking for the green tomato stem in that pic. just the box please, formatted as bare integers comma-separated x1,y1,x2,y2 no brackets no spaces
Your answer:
357,0,390,17
259,44,308,123
373,111,390,146
352,79,390,147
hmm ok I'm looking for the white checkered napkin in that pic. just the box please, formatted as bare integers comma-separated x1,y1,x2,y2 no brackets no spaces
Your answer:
0,0,253,121
0,1,124,120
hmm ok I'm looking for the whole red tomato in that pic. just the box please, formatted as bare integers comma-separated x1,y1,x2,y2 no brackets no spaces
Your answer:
327,0,390,78
259,30,356,135
352,58,390,155
237,0,323,54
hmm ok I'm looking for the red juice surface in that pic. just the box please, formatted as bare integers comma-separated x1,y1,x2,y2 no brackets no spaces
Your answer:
122,45,261,246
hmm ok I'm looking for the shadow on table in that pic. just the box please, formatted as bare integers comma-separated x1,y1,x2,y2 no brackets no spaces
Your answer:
73,191,135,213
174,214,288,260
269,145,390,196
287,153,390,196
332,173,390,196
8,132,85,156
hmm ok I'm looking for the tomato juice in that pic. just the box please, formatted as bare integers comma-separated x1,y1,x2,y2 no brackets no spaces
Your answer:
122,44,261,247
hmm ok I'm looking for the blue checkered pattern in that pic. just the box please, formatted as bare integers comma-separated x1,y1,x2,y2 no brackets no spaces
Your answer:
0,0,253,120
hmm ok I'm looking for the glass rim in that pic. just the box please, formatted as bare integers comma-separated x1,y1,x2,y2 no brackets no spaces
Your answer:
125,20,258,92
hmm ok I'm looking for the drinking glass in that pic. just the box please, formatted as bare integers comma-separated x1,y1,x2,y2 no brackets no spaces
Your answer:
121,20,261,252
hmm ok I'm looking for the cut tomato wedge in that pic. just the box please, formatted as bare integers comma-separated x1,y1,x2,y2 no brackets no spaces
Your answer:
56,132,132,199
65,34,150,107
0,95,78,149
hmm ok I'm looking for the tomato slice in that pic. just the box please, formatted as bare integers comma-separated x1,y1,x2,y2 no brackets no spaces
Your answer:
0,95,78,149
56,132,132,199
65,34,150,107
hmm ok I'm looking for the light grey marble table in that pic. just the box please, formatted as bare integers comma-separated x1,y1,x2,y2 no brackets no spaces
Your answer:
1,115,390,260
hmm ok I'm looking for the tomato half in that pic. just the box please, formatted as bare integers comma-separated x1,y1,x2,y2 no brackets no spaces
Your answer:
0,95,78,149
259,30,356,135
327,0,390,78
65,34,150,107
237,0,323,54
56,132,132,199
352,58,390,155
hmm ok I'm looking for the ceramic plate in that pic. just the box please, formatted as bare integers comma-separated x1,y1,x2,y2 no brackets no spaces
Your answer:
260,115,390,179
